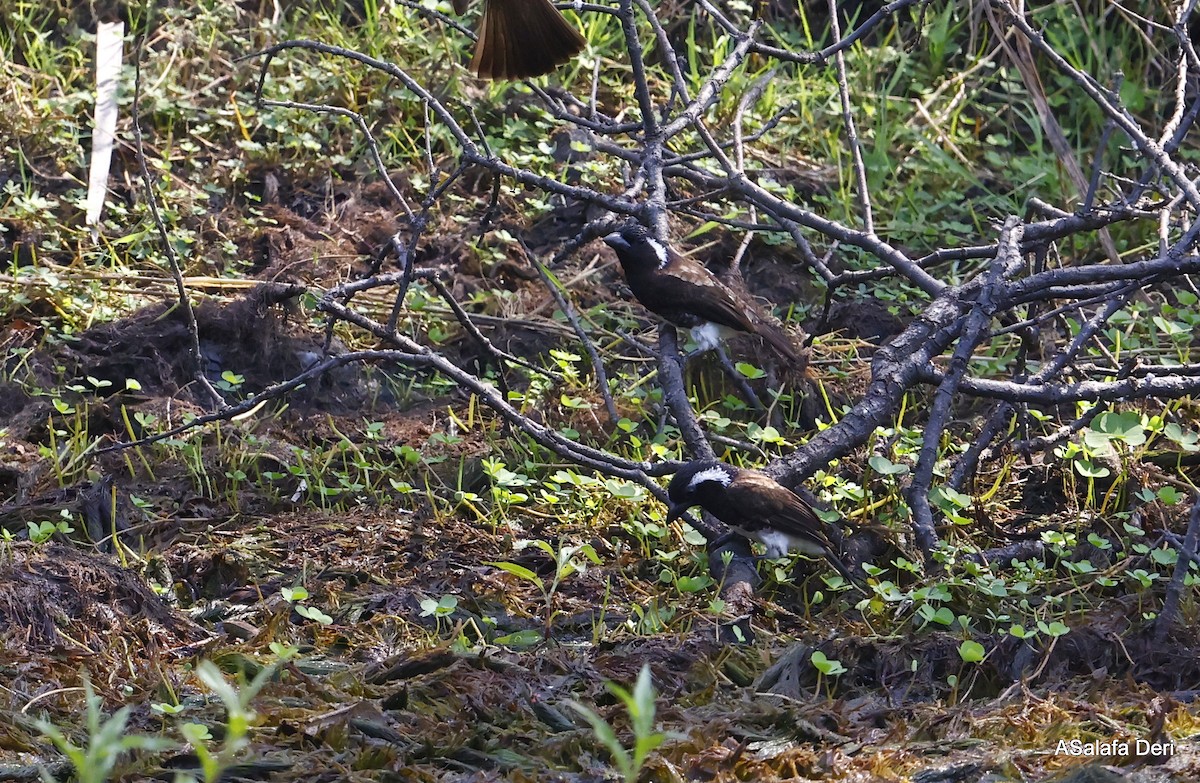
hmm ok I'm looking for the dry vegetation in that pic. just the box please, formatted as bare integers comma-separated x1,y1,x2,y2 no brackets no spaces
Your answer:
2,0,1200,781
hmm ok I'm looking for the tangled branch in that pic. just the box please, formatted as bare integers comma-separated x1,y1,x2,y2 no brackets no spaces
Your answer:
120,0,1200,602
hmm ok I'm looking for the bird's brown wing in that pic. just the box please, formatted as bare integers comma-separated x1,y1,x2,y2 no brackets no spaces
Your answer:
726,471,862,586
666,255,799,364
651,256,761,333
724,471,836,549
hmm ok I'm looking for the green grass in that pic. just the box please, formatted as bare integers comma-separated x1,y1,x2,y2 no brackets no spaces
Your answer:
2,1,1200,777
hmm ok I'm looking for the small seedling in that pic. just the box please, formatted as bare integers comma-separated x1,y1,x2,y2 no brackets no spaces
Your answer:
569,665,671,783
36,680,172,783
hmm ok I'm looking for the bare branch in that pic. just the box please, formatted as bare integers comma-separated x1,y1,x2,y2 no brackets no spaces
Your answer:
826,0,874,234
131,30,223,409
1154,492,1200,643
907,218,1025,557
523,243,619,423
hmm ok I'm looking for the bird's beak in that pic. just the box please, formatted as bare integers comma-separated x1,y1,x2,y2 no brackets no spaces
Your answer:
665,502,685,524
602,232,629,251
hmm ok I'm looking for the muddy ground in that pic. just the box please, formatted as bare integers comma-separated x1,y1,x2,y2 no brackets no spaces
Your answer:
1,176,1199,782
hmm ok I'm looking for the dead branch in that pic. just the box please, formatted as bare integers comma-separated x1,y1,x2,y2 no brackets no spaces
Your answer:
110,0,1200,591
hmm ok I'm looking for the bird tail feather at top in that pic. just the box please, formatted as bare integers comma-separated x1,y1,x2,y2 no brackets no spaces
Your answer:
471,0,585,80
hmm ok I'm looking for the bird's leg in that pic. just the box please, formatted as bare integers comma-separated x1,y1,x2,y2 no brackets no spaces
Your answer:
710,534,841,585
708,531,774,565
786,553,866,592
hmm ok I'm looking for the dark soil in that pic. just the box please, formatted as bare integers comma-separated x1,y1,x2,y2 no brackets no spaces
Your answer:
1,178,1198,782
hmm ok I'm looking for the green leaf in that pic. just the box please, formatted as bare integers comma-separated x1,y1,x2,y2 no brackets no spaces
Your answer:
675,575,713,593
1073,459,1110,478
931,486,972,511
1157,486,1183,505
918,604,955,626
151,702,186,716
1163,423,1200,451
493,629,543,647
180,722,213,742
295,605,333,624
1151,547,1178,566
1095,411,1146,445
487,561,543,589
1152,315,1188,336
958,640,986,663
194,661,240,712
1037,620,1070,637
747,423,786,445
560,394,593,410
280,586,308,603
269,642,298,659
629,664,657,736
604,479,646,500
869,455,909,476
810,650,847,676
568,702,632,780
735,362,766,379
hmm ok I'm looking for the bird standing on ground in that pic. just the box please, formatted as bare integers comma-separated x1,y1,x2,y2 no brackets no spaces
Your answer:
664,460,860,585
456,0,585,80
602,224,801,364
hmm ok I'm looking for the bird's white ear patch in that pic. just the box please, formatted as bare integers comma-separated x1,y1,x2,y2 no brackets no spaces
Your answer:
689,466,733,490
645,237,670,269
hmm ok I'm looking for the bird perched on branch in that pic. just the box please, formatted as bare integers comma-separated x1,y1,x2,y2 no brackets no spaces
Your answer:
664,460,861,586
602,223,801,364
456,0,585,80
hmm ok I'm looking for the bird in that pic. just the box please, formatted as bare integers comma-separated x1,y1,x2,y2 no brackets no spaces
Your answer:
664,460,861,585
455,0,586,80
602,223,801,364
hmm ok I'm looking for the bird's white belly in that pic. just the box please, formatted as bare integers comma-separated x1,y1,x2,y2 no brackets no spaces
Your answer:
749,529,823,559
690,322,733,352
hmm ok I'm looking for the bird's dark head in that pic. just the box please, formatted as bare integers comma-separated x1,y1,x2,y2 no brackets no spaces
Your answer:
665,460,735,522
602,223,669,273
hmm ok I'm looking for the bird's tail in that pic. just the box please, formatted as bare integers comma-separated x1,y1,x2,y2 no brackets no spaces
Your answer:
471,0,585,80
755,320,805,369
824,547,867,592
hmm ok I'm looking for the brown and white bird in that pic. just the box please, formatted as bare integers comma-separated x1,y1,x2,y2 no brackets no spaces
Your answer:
456,0,585,80
602,223,800,364
664,460,860,585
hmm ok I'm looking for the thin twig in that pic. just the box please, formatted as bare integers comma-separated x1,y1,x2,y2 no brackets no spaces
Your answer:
522,241,620,423
827,0,874,234
1154,493,1200,643
907,218,1025,558
131,26,223,408
657,328,715,460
